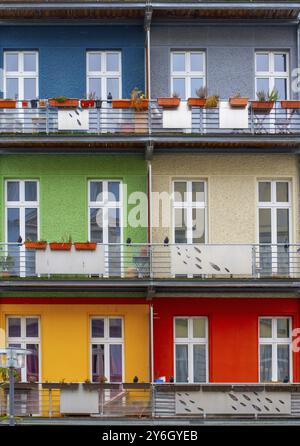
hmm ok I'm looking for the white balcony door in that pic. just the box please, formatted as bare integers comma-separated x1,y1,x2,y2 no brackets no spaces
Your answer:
170,51,206,99
4,51,39,101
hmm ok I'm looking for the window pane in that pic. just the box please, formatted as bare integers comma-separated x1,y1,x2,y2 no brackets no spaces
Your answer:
260,344,272,382
108,208,120,243
6,78,18,99
274,54,287,73
277,344,290,382
8,317,21,337
106,53,119,72
172,53,185,72
175,318,188,338
110,344,122,382
277,209,289,244
25,208,38,241
190,53,204,72
108,182,120,202
277,318,290,338
275,78,287,100
175,208,187,243
107,78,119,99
26,318,39,337
276,182,289,202
174,182,186,202
7,208,20,243
88,78,101,100
259,182,271,202
24,53,37,72
193,318,206,338
90,208,103,243
260,318,272,338
5,53,18,71
175,344,188,382
26,344,39,382
7,181,19,201
91,319,104,338
259,209,271,244
192,182,205,202
191,78,204,97
92,344,104,382
256,78,269,95
256,53,269,72
109,318,122,338
192,208,205,244
88,53,101,72
90,181,103,202
24,78,36,100
193,344,206,383
25,182,37,202
173,78,185,99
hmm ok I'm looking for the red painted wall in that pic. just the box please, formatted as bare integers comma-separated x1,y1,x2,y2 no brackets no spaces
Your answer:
153,298,300,383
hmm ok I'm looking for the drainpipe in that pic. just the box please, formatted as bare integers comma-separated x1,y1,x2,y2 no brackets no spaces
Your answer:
147,160,152,244
297,18,300,100
144,1,152,100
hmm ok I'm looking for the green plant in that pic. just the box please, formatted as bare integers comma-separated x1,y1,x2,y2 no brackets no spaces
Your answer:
61,233,72,243
268,88,279,102
205,95,219,108
256,89,278,102
172,91,180,98
256,90,267,101
0,367,18,383
232,91,241,98
130,87,146,110
52,96,68,103
196,86,207,99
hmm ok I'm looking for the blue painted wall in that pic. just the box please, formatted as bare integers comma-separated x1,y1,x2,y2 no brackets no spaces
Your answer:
0,25,145,98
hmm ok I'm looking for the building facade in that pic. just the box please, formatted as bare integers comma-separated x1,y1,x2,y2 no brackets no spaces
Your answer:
0,0,300,418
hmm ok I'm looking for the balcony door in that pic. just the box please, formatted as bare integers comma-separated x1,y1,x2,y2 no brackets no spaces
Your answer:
258,181,291,276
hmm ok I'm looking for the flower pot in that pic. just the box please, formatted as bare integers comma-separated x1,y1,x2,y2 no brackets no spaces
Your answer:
25,241,47,250
81,99,95,108
48,98,79,108
39,99,47,108
49,242,72,251
30,99,39,109
42,382,79,390
95,99,102,109
74,242,97,251
281,100,300,109
0,99,17,109
131,99,149,110
22,100,29,107
251,101,274,112
112,99,132,109
229,97,249,108
187,98,206,107
157,97,180,107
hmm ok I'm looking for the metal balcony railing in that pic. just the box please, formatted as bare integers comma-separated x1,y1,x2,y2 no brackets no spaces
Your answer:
0,100,299,136
0,242,299,280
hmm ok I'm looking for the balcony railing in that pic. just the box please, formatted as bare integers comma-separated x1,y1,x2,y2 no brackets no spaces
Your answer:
0,243,299,281
0,100,299,136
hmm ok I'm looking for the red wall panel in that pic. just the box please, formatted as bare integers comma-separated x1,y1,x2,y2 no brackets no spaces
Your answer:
153,298,300,383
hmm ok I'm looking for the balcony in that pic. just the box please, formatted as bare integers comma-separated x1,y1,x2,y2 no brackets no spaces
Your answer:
1,243,299,290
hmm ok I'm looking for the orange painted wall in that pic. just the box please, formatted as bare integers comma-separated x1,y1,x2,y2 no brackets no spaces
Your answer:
153,298,300,383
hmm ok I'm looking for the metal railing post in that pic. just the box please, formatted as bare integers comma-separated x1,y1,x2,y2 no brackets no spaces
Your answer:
252,245,257,278
8,366,15,426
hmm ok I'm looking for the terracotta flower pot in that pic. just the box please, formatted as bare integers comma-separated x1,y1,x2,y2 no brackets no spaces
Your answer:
0,99,17,109
157,97,180,107
251,101,274,112
229,97,249,108
25,241,47,250
22,101,29,107
281,100,300,109
187,98,206,107
49,242,72,251
48,98,79,108
81,99,95,108
74,242,97,251
112,99,132,109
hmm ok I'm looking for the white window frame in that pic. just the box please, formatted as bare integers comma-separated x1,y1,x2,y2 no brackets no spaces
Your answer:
5,180,40,244
259,317,292,383
90,316,124,383
3,51,39,100
172,180,207,244
255,51,289,99
6,316,41,382
170,51,206,99
174,317,208,384
86,51,122,99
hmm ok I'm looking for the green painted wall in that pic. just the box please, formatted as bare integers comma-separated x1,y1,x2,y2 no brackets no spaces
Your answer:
0,154,147,243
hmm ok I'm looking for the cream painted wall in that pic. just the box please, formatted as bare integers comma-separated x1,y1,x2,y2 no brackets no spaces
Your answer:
151,154,299,244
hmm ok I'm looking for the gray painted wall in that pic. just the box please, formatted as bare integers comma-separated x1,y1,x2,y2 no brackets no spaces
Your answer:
150,25,298,99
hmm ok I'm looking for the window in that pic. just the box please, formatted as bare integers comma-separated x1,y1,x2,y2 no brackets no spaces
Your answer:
87,51,121,99
174,317,208,383
259,317,292,382
258,180,291,274
173,180,207,244
90,317,123,382
7,316,40,382
171,51,206,99
4,52,38,100
255,52,289,99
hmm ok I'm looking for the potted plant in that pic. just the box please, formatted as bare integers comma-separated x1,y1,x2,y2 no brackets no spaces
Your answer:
130,88,149,110
281,99,300,109
95,97,102,109
0,255,14,278
25,240,47,250
205,94,219,108
48,97,79,108
50,234,72,251
157,92,181,108
22,100,29,107
42,381,79,390
0,99,17,109
188,86,207,107
229,92,249,108
252,89,278,112
39,99,47,108
74,242,97,251
30,99,39,109
81,92,95,109
112,98,132,108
